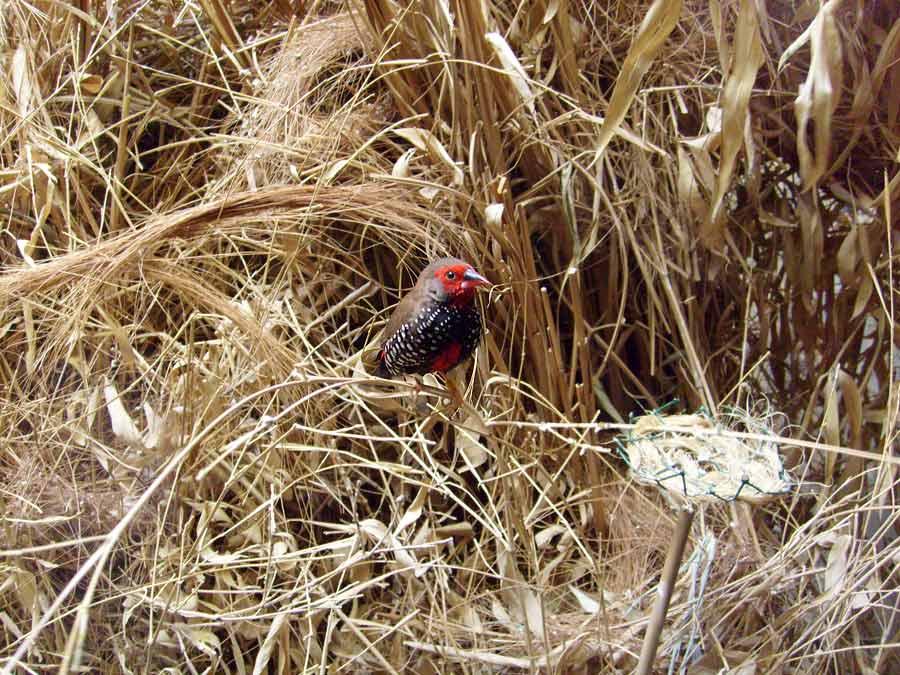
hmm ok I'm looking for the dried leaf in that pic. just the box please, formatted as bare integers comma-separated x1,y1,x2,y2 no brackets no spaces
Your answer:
498,545,545,639
836,369,863,449
485,203,504,227
677,146,707,221
15,240,36,267
456,425,489,470
392,148,415,178
142,402,164,449
103,381,142,447
11,45,33,118
323,158,350,182
851,274,874,319
394,127,464,185
592,0,682,162
790,0,844,190
450,601,483,633
569,584,600,614
252,611,286,675
823,533,851,595
176,624,221,658
535,523,567,548
396,487,428,534
485,32,535,115
77,73,104,96
704,0,765,248
836,227,859,285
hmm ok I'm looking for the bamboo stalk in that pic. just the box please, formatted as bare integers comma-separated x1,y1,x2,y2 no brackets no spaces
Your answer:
636,507,695,675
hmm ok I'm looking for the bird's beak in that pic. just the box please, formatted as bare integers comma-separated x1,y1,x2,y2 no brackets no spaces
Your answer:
462,268,491,289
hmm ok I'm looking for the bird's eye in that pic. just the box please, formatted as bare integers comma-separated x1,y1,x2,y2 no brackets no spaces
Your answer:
446,271,457,280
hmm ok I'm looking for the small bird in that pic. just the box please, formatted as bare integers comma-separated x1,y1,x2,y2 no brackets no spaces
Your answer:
368,257,490,381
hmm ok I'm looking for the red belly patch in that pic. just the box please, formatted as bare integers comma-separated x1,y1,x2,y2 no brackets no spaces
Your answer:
431,342,462,373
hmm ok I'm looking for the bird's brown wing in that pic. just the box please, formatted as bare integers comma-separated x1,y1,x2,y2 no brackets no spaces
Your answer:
362,290,425,375
381,289,423,340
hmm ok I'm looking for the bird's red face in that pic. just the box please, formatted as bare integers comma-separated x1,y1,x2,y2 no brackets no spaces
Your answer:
434,263,490,304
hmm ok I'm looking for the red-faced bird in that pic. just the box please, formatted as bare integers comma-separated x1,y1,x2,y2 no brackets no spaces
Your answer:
370,257,490,379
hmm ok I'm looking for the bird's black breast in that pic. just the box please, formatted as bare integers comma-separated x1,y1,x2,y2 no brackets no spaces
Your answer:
379,302,482,377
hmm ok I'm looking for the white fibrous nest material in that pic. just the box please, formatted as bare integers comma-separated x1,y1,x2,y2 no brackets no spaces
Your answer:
619,410,792,504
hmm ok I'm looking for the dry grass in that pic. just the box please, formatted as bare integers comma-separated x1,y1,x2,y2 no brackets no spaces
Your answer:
1,0,898,673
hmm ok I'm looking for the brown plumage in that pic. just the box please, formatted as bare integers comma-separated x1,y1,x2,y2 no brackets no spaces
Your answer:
366,257,490,378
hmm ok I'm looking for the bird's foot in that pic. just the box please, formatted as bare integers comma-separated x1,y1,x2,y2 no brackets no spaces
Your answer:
438,376,490,437
443,377,466,411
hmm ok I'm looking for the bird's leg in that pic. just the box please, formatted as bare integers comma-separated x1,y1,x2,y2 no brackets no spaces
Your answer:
411,377,431,416
440,374,490,436
419,376,460,417
441,374,467,416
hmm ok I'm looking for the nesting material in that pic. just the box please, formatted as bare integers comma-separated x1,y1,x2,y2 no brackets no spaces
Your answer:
619,410,791,504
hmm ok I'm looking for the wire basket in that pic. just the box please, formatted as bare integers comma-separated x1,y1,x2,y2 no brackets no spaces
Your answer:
615,406,792,504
